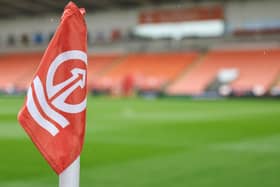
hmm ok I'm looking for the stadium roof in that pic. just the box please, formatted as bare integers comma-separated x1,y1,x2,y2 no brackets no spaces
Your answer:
0,0,191,18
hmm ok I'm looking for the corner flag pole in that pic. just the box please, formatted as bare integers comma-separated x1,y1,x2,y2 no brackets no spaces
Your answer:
59,156,80,187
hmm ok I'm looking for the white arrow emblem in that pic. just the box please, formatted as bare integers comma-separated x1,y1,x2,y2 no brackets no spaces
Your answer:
26,50,87,136
46,50,87,113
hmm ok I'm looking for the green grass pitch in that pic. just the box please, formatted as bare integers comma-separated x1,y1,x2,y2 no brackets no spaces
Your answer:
0,97,279,187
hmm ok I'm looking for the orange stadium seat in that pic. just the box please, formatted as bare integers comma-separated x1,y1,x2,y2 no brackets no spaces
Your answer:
87,54,122,90
0,52,42,91
0,52,121,92
100,52,198,91
167,49,280,95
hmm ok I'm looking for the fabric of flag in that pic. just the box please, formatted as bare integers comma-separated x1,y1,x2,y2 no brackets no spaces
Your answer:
18,1,87,174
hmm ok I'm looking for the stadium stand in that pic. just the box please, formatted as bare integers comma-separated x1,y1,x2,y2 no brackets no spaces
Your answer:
98,52,198,92
0,52,41,92
1,49,279,97
167,48,280,96
0,52,122,93
88,54,122,91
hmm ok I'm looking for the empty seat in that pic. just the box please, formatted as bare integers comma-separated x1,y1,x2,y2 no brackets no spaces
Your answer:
100,52,198,91
0,52,42,91
167,49,280,95
87,54,122,90
0,52,121,92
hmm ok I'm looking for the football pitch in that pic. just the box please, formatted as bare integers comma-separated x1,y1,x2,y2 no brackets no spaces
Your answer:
0,97,279,187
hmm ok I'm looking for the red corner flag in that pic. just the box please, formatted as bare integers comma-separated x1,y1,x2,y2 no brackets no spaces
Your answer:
18,2,87,175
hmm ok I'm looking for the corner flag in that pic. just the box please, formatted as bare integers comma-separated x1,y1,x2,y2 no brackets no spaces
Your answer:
17,1,87,180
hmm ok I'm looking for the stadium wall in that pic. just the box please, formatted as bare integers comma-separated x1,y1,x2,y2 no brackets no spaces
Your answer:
0,1,280,52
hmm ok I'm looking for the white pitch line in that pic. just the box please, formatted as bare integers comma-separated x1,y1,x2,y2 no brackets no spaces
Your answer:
210,135,280,153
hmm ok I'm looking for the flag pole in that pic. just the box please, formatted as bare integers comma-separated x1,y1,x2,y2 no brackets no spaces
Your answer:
59,156,80,187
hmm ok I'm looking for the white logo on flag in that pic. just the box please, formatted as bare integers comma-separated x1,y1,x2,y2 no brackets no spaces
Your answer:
26,50,87,136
